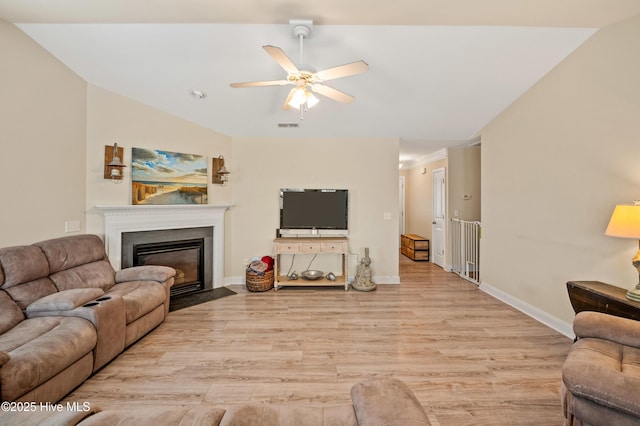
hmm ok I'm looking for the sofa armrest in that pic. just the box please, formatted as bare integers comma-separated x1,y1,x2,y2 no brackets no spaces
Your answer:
350,378,431,425
574,311,640,348
116,265,176,286
25,288,105,316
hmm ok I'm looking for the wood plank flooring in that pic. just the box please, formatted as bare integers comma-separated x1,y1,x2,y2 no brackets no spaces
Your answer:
62,258,573,425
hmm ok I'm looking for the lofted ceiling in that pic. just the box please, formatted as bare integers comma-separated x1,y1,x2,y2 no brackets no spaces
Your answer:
2,1,639,166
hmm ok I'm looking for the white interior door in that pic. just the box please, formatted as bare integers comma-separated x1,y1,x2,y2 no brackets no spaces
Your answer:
432,168,446,268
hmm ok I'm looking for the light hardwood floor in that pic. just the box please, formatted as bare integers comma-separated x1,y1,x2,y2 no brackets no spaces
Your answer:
62,257,573,425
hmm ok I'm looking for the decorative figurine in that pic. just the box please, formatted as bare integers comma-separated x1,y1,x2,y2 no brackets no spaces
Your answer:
352,247,376,292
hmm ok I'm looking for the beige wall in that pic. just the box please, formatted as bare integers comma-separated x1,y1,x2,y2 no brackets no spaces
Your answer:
229,137,400,282
448,146,481,222
480,13,640,324
0,21,87,247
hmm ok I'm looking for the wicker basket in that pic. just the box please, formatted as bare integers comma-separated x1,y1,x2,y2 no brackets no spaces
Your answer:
246,269,274,292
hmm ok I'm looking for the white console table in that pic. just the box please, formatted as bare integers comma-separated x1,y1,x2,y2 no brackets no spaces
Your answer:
273,237,349,290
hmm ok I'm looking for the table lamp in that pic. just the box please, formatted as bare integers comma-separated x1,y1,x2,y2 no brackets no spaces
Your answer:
605,201,640,301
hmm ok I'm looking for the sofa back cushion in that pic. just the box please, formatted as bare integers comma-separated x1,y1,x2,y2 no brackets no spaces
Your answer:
35,235,116,292
0,245,58,309
0,290,24,334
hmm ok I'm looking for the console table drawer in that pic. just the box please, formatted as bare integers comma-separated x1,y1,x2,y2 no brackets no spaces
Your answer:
278,242,299,253
321,242,344,253
300,242,321,253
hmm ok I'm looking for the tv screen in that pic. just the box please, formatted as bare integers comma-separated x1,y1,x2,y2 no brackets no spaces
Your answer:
280,189,348,230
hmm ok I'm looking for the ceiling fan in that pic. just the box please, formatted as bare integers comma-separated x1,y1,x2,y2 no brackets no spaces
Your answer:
230,20,368,119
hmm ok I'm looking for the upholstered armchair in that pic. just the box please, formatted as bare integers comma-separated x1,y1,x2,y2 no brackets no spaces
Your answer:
562,311,640,426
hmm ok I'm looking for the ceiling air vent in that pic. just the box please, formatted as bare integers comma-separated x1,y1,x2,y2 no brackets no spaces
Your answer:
278,123,299,128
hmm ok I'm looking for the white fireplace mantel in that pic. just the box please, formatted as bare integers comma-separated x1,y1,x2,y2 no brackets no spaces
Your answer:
96,204,231,287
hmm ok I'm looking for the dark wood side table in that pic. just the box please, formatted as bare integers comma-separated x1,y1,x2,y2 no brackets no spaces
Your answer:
567,281,640,321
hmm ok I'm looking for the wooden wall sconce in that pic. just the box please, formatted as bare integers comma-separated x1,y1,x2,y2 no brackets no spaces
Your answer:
212,155,230,185
104,143,126,184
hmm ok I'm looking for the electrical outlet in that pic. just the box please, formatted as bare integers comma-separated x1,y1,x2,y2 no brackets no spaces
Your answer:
383,212,392,220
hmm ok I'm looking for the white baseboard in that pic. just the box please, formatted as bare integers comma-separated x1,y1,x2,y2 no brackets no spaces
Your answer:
373,276,401,284
479,281,574,339
222,276,245,286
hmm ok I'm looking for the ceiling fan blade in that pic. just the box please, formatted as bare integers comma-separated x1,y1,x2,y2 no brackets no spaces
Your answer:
282,88,296,110
315,60,369,82
230,80,290,88
312,84,355,104
263,45,300,75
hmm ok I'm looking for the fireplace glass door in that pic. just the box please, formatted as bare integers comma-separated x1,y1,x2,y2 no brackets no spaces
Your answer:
133,238,205,297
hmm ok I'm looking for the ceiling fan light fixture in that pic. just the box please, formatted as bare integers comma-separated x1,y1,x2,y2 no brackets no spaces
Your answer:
290,87,306,106
288,87,319,110
305,91,319,108
230,20,367,117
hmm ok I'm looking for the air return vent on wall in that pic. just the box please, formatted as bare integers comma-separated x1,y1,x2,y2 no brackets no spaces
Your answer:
278,123,299,128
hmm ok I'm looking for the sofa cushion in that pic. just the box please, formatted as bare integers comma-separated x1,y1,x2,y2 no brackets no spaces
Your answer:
0,291,24,335
106,281,166,324
0,316,97,401
0,406,99,426
351,378,431,425
35,234,108,274
26,288,105,316
219,405,358,426
2,277,59,310
0,246,58,308
563,337,640,419
49,261,116,292
0,245,49,288
79,406,226,426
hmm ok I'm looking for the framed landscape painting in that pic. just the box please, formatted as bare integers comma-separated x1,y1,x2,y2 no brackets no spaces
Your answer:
131,148,208,205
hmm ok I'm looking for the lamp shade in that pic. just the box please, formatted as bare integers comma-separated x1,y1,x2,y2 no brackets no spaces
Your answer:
288,87,307,108
287,88,319,110
605,204,640,238
305,91,319,108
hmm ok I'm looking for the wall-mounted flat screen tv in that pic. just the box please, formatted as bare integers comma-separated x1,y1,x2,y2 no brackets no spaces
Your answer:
280,189,348,230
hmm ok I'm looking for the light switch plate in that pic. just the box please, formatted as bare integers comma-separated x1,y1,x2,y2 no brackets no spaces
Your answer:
65,220,81,233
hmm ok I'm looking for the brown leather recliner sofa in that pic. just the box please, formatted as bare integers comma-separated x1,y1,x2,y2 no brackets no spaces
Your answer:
562,311,640,426
0,234,175,403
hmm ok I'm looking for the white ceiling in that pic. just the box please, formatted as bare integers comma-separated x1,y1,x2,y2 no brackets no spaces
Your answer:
2,1,639,164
